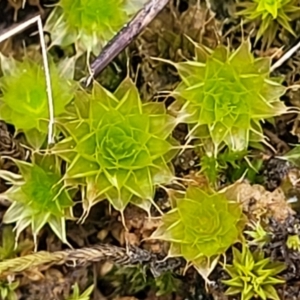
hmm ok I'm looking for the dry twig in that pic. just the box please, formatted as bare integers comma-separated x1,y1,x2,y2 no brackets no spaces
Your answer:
0,244,182,278
85,0,170,86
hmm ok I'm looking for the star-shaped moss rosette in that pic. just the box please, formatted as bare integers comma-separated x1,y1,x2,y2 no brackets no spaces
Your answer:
169,40,288,154
223,244,286,300
237,0,300,47
151,186,245,278
45,0,147,55
0,55,76,149
0,154,74,247
53,78,178,217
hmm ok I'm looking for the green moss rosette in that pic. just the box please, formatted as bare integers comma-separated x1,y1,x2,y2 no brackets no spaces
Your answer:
223,245,286,300
0,55,75,148
152,186,245,265
170,41,288,153
0,154,73,246
54,78,178,216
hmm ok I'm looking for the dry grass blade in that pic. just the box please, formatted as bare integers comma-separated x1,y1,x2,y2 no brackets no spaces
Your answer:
0,244,152,277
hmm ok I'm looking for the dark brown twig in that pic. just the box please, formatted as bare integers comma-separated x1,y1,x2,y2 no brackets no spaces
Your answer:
84,0,169,86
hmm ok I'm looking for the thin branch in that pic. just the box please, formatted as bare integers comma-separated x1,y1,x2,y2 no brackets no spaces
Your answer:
84,0,170,86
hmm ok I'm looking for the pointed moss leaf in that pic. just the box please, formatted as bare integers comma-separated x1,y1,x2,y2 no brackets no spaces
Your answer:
128,168,154,200
57,56,77,80
193,256,220,282
3,202,25,223
67,156,99,178
151,158,175,184
0,226,16,260
282,145,300,167
254,57,271,74
168,242,183,257
264,285,281,300
128,195,151,214
35,152,60,174
181,243,203,261
15,218,32,243
1,155,73,247
48,215,69,245
106,186,131,211
67,283,94,300
143,102,167,114
52,138,77,163
88,174,111,197
175,61,206,81
106,169,129,188
114,78,142,114
172,40,289,152
148,114,177,139
185,185,207,200
223,244,286,300
92,82,119,109
13,160,33,182
147,137,172,157
151,186,245,270
212,45,228,61
55,79,178,216
164,220,186,242
230,41,253,67
76,133,96,156
24,128,47,149
64,121,91,142
151,212,182,240
0,55,75,148
32,212,50,235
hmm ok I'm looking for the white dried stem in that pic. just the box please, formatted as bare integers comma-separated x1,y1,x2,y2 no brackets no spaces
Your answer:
271,39,300,72
0,15,54,144
36,17,55,144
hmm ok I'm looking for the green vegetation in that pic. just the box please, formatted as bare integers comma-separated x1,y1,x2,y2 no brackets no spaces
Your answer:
0,55,75,148
0,154,73,246
286,234,300,252
0,280,19,300
169,41,288,154
53,78,178,217
66,283,94,300
152,186,245,273
223,244,286,300
244,221,271,248
0,0,299,298
237,0,300,47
